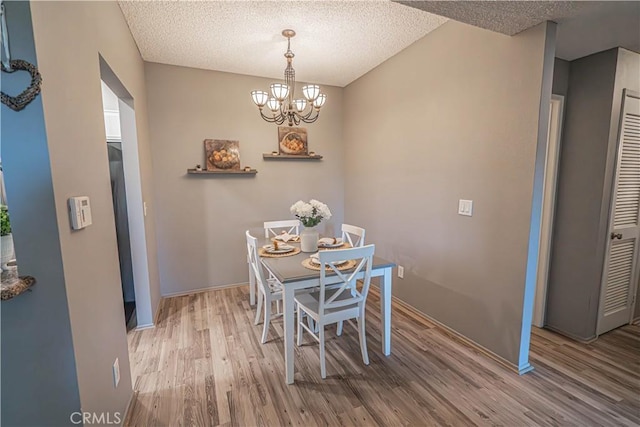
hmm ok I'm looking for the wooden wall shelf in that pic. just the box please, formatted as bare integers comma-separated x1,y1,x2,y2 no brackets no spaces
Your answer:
187,168,257,175
262,153,323,160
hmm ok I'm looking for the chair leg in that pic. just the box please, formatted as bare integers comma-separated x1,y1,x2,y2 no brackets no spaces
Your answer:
254,291,263,325
319,325,327,379
337,321,343,336
306,315,316,332
261,297,271,344
358,314,369,365
296,304,303,346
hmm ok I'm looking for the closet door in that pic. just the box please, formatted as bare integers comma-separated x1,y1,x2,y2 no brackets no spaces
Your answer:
598,90,640,335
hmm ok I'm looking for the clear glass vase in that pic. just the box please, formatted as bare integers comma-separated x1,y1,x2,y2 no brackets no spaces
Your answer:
300,226,319,253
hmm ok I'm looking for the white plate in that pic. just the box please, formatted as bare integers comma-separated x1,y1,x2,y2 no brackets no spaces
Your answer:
317,238,343,248
263,244,294,254
310,256,347,266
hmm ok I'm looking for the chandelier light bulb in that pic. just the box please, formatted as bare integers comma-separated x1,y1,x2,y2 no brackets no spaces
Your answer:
251,90,269,107
302,85,320,101
270,83,289,102
312,93,326,109
267,97,280,112
293,99,307,112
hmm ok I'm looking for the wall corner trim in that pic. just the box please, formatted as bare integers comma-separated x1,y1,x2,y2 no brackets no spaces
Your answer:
519,20,558,370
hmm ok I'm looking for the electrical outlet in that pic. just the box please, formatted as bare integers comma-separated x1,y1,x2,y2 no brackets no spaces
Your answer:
398,265,404,279
113,358,120,388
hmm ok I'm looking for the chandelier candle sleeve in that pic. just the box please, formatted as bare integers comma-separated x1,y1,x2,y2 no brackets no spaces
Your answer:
251,29,326,126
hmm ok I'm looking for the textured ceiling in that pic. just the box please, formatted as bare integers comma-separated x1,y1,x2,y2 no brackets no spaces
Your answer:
118,1,448,87
395,1,603,36
397,1,640,60
555,1,640,61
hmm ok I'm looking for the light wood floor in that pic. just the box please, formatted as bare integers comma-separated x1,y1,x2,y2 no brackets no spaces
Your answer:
125,286,640,426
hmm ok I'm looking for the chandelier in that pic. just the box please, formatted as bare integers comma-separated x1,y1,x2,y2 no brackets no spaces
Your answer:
251,29,326,126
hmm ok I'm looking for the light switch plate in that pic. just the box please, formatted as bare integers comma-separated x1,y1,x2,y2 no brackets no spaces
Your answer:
458,199,473,216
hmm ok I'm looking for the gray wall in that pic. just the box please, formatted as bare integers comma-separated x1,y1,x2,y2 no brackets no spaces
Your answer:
1,2,82,425
27,0,162,417
343,20,551,366
546,48,640,340
144,63,345,296
552,58,570,96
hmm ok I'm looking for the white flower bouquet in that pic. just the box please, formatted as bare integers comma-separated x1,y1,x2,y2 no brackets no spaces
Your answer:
290,199,332,228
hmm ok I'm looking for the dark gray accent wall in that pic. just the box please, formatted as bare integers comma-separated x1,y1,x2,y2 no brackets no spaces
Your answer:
552,58,570,96
546,48,640,340
0,1,81,425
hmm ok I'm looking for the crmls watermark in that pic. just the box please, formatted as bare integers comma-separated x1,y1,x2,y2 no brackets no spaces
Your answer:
70,412,122,425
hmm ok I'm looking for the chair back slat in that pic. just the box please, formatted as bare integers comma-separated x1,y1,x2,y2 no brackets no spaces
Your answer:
246,230,267,287
319,245,374,315
341,224,365,248
264,219,301,238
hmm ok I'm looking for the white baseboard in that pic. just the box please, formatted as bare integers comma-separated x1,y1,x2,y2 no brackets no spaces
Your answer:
544,324,597,343
161,282,248,298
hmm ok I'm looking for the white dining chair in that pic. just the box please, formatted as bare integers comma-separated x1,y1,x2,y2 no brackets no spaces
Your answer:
264,219,300,239
334,224,367,336
295,244,375,379
246,230,283,344
341,224,366,248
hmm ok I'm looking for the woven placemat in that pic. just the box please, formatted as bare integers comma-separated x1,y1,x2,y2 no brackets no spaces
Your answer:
301,258,357,271
259,247,301,258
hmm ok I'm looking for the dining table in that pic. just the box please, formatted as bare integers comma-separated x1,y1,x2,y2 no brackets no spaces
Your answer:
248,238,395,384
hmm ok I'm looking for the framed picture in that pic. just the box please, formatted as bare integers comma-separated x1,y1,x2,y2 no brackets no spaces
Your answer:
204,139,241,171
278,127,308,155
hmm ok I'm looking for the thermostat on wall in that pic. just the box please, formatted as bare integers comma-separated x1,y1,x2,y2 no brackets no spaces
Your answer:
68,196,92,230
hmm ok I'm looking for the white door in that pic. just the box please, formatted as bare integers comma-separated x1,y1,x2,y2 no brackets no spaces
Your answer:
597,90,640,335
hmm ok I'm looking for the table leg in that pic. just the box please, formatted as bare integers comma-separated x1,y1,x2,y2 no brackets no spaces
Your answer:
248,258,256,306
380,267,392,356
283,286,296,384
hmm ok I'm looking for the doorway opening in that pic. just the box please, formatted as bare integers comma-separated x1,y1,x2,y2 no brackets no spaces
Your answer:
102,81,136,329
99,57,154,330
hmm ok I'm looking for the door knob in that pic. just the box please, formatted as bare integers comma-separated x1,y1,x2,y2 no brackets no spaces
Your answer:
611,232,623,240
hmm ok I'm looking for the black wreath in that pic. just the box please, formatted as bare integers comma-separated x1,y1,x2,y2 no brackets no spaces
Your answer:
1,59,43,112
